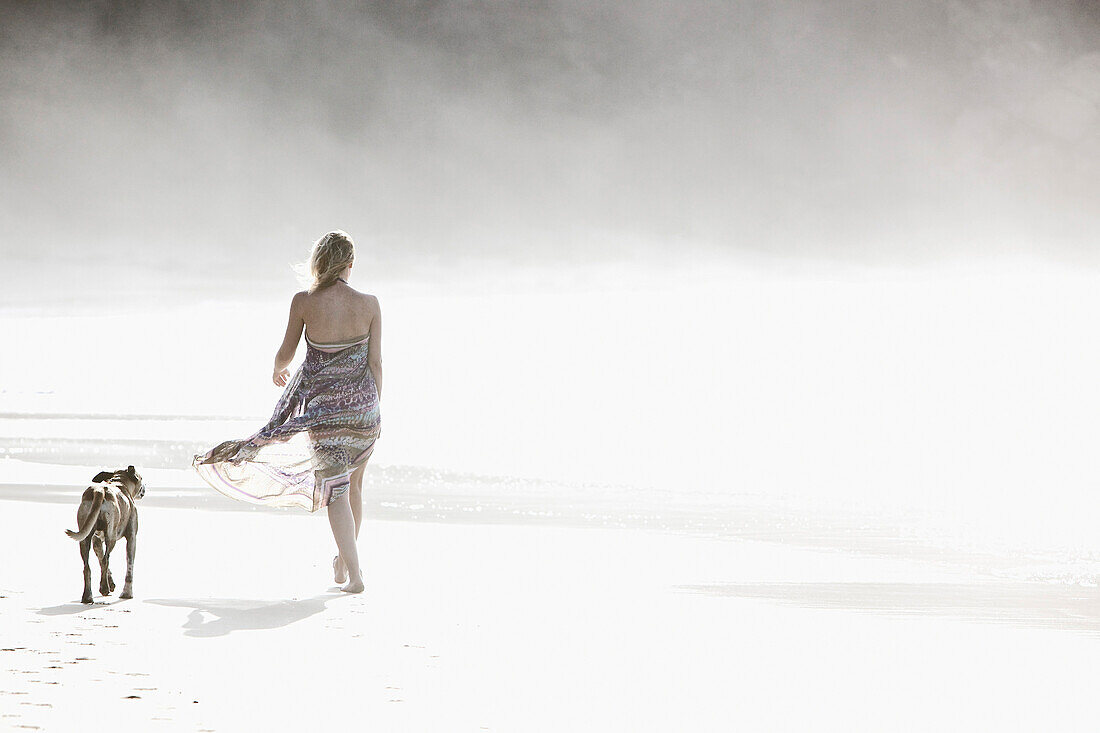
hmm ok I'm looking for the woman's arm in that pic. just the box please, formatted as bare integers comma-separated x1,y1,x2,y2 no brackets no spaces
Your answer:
273,292,306,386
368,295,382,399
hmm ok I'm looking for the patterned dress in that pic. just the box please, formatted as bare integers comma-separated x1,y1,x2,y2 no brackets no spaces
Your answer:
193,332,381,512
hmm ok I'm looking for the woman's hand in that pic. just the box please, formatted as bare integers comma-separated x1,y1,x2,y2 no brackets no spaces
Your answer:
273,367,290,387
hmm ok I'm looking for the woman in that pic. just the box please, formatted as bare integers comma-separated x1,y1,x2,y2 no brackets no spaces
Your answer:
193,231,382,593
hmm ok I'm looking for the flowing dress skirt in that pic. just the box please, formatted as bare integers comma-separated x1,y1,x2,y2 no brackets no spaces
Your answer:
193,335,381,512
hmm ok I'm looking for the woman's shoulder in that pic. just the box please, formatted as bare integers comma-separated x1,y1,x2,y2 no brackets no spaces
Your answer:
348,288,380,309
290,290,310,309
299,284,377,311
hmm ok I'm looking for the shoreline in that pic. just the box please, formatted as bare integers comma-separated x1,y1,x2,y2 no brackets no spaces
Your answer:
6,453,1100,591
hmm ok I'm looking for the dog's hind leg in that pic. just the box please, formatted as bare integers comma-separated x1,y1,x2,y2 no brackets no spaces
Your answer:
93,535,114,595
79,537,94,604
102,536,117,596
120,516,137,600
105,542,115,592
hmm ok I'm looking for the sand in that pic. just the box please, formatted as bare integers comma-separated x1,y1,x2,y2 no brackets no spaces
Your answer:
4,492,1100,732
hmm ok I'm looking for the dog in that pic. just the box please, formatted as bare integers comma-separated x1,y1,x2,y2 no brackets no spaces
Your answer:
65,465,146,604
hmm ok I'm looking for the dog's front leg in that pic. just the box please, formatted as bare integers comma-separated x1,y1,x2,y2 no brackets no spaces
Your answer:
79,537,94,604
120,516,137,600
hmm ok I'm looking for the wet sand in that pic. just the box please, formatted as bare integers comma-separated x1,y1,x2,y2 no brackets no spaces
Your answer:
5,493,1100,731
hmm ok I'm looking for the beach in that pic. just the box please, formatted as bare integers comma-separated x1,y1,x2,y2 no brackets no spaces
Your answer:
5,486,1100,732
5,264,1100,730
5,0,1100,727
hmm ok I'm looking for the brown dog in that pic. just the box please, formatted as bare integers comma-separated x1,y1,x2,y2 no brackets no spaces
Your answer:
65,466,146,604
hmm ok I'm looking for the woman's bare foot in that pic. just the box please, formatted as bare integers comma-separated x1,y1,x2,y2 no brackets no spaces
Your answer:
333,555,348,584
342,571,364,594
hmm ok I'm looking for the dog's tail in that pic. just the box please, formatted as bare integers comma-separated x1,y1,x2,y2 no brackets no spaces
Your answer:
65,487,105,541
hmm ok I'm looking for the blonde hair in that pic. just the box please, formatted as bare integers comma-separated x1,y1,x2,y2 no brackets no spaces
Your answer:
306,230,355,292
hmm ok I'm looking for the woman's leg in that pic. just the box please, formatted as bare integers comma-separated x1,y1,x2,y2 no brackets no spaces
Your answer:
327,492,364,593
350,462,366,537
335,464,368,581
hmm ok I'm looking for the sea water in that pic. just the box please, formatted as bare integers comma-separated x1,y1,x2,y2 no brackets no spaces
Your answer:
4,253,1100,583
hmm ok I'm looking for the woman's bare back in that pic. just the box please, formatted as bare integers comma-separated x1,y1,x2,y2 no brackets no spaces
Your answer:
272,280,383,394
299,282,376,344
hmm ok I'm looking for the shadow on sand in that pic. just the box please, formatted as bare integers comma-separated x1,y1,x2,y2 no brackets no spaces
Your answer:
146,594,342,637
678,581,1100,635
38,598,130,615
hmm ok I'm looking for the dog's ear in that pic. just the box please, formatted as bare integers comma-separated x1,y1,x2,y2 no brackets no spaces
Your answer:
127,465,136,475
92,471,113,483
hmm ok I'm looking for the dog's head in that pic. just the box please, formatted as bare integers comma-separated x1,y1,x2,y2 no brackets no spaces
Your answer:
92,465,146,501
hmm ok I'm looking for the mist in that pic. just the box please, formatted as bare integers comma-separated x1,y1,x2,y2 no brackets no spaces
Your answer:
7,6,1100,726
1,0,1098,295
2,0,1100,536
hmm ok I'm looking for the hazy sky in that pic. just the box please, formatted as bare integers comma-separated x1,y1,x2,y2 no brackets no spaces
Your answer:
1,0,1098,280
